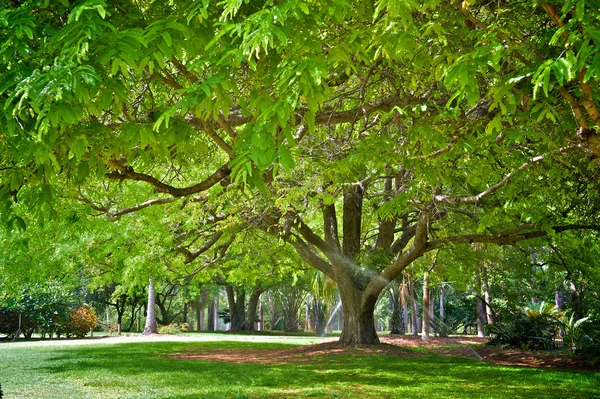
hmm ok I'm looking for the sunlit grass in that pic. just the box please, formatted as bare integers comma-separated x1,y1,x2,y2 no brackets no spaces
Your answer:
0,339,598,398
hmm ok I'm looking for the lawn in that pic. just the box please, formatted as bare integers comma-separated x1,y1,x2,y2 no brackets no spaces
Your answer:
0,335,598,399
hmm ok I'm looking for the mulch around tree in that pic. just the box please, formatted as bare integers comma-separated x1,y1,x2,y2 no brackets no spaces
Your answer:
170,335,599,371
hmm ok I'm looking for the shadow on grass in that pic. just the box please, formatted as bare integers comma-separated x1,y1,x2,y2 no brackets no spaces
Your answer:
30,341,600,398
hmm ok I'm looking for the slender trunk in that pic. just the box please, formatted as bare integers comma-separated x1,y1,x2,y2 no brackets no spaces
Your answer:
183,303,188,324
481,269,493,324
408,276,418,335
214,295,219,330
207,299,215,331
439,285,445,322
259,301,264,331
422,272,430,340
143,277,158,335
476,296,486,337
428,288,435,333
305,297,310,331
401,281,409,333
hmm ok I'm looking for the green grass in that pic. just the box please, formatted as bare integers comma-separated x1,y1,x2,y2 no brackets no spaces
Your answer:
1,338,598,399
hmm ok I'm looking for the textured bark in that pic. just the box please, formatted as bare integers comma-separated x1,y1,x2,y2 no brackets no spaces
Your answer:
422,272,430,340
555,286,565,310
337,279,379,345
142,277,158,335
342,185,364,259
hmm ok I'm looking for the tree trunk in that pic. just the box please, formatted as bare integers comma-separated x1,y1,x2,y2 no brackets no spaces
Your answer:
246,288,262,331
337,279,379,345
143,277,158,335
555,285,565,310
481,269,494,324
183,303,188,324
207,299,215,331
214,295,219,330
259,301,264,331
439,284,445,322
476,296,486,338
408,275,418,335
422,272,430,340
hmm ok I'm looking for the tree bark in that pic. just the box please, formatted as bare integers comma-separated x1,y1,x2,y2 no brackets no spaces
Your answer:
422,272,430,340
481,268,494,324
143,277,158,335
337,277,379,345
439,285,445,322
476,296,486,337
408,275,419,335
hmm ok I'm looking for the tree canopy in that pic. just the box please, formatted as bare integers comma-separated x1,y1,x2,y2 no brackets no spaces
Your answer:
2,0,600,344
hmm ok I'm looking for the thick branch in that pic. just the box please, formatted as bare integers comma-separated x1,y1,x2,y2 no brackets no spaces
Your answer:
105,160,230,197
426,224,600,250
322,203,341,251
290,238,334,278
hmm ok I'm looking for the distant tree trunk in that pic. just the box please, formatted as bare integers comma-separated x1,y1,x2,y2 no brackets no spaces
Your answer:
389,283,404,335
183,303,188,324
143,277,158,335
555,286,565,310
481,269,494,325
259,301,264,330
305,297,311,331
408,275,418,335
401,281,409,333
207,299,215,331
476,297,486,337
439,285,445,322
213,295,219,330
422,272,430,340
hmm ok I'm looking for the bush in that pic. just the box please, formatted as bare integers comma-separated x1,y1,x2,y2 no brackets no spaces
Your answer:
158,323,183,334
65,305,98,338
487,301,562,350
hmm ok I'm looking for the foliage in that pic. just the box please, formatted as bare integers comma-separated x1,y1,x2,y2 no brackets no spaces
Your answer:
157,323,188,335
65,304,98,338
488,301,562,350
0,281,77,338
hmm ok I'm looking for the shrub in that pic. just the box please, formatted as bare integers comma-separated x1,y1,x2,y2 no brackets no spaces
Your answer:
158,323,183,334
487,301,562,350
65,305,98,338
562,312,590,353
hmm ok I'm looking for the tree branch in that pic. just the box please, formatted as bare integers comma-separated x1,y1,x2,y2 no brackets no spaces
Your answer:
105,159,230,197
433,144,585,206
425,224,600,250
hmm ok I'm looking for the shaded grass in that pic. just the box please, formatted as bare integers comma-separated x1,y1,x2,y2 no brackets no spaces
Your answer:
0,340,598,398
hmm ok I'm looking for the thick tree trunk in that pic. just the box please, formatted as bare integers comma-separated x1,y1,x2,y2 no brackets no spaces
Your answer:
143,277,158,335
422,272,430,341
337,280,379,345
246,289,262,331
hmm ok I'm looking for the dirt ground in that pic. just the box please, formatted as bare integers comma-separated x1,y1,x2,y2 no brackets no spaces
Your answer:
171,334,599,371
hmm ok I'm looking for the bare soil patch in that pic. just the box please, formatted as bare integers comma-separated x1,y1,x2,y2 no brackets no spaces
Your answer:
171,334,598,371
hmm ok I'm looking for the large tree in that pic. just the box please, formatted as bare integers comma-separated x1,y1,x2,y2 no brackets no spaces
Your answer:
2,0,600,344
